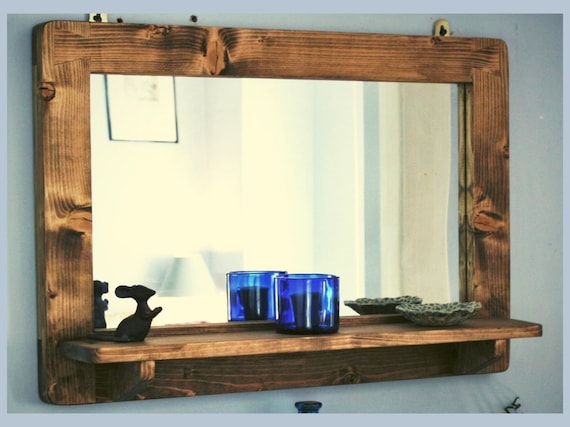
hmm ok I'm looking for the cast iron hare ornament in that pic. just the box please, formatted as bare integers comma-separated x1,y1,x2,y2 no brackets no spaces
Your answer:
90,285,162,342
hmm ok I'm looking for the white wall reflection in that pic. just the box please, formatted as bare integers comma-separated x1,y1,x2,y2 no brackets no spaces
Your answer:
90,75,457,326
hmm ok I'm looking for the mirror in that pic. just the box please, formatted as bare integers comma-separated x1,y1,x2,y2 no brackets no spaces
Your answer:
34,21,514,405
91,75,459,326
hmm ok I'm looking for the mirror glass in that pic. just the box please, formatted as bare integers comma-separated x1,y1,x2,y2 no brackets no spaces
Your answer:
90,74,459,327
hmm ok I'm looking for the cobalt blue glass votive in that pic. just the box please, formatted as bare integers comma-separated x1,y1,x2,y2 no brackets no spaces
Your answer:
276,273,339,334
227,271,286,321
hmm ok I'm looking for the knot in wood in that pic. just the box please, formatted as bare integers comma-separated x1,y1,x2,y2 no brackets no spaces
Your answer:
431,36,443,45
147,25,171,38
341,368,360,384
61,206,93,236
472,188,504,237
183,367,198,379
473,210,503,236
204,30,227,75
39,82,56,102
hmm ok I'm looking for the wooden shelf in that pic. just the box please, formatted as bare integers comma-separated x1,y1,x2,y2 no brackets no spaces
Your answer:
57,316,541,401
60,316,542,365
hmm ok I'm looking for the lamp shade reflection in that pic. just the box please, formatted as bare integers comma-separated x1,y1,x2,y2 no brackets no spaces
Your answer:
159,255,216,297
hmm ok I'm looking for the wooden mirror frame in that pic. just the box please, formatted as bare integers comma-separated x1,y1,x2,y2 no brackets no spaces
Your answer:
33,21,541,405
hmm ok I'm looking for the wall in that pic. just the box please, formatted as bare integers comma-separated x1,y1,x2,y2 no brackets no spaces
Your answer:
5,13,562,414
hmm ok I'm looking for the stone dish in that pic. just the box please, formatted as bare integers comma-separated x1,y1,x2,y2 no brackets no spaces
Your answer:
344,296,422,315
395,301,482,326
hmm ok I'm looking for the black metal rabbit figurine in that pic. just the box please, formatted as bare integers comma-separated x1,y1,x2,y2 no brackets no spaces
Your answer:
90,284,162,342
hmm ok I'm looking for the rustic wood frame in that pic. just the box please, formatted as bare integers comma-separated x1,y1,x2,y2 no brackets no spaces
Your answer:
33,21,541,405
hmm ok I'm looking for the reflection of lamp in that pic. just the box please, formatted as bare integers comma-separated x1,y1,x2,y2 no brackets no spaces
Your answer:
159,255,216,297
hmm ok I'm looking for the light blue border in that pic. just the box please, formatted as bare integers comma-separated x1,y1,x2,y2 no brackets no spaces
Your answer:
1,0,568,423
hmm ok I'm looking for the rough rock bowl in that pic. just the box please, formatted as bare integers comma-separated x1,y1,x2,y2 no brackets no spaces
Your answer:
344,296,422,315
395,301,482,326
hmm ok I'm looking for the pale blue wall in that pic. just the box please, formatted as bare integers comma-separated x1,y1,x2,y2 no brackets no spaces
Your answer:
6,13,562,414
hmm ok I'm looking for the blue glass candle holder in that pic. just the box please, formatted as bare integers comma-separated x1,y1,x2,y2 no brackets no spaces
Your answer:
276,273,339,334
227,271,286,321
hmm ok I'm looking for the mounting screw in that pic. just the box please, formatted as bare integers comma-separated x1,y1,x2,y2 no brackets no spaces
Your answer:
434,19,451,37
89,13,108,23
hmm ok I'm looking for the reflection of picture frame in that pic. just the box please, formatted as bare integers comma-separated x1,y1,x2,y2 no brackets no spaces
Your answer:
105,75,178,142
